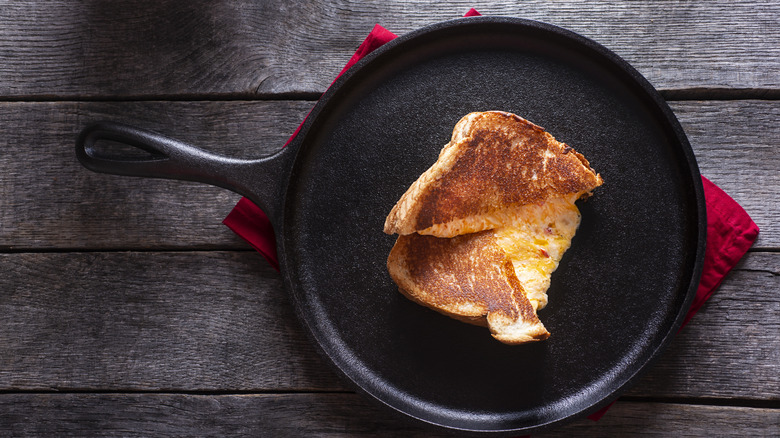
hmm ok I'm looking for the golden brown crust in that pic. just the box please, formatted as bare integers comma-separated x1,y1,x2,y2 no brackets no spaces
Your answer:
387,231,550,343
384,111,603,236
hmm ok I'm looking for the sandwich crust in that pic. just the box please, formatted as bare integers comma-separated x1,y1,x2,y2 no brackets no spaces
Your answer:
384,111,603,236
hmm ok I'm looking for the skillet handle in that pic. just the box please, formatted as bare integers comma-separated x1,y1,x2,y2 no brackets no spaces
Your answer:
75,121,291,221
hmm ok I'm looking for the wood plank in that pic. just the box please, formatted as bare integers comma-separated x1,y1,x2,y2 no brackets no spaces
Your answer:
0,251,343,391
0,394,777,437
0,251,777,398
1,100,777,250
669,100,780,250
0,100,313,251
537,401,780,437
0,1,777,98
0,393,440,438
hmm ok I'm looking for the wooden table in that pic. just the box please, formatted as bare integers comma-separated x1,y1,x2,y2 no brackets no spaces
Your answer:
1,2,778,436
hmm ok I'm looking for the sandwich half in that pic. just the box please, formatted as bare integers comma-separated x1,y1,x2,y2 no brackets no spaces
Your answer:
388,231,550,344
384,111,602,237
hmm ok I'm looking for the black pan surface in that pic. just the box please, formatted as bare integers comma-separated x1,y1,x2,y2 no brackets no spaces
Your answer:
77,16,706,435
278,17,705,434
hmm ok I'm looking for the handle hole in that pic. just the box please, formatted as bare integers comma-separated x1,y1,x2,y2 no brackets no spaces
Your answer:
88,139,167,161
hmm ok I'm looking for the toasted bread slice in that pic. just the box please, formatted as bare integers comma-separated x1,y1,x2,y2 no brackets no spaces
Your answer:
384,111,602,237
387,231,550,344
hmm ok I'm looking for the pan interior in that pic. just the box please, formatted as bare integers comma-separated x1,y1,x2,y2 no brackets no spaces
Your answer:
282,19,701,433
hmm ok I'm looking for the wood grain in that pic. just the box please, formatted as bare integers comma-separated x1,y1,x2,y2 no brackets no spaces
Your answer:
1,100,777,250
669,100,780,249
627,252,780,400
0,1,777,99
0,251,777,399
0,394,776,437
0,251,342,392
0,100,312,251
537,401,780,437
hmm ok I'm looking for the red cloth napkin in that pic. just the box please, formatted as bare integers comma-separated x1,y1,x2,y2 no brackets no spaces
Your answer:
223,9,759,423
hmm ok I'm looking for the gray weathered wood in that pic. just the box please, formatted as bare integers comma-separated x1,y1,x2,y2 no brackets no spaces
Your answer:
0,251,342,391
670,100,780,250
1,251,777,399
0,100,312,251
0,393,440,438
0,1,778,99
1,100,777,250
0,394,777,437
537,401,780,437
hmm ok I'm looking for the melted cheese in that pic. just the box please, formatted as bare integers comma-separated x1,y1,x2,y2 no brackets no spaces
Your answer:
417,193,584,312
495,195,580,310
492,195,581,310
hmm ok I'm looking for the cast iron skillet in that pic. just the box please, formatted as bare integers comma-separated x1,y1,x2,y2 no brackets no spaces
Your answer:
76,16,706,435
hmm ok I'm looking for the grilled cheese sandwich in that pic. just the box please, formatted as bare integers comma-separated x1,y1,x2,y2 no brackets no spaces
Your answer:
385,111,602,344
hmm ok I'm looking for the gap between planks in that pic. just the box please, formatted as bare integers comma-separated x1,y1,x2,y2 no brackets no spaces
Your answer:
0,88,779,103
0,390,776,410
